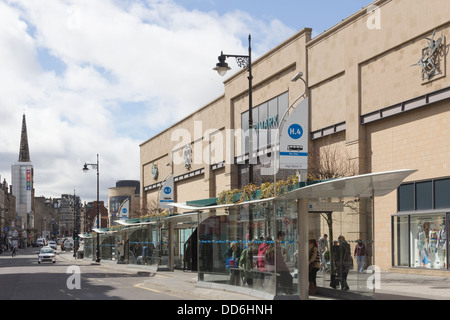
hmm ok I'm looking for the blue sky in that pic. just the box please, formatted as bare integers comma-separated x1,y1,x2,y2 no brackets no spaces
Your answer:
0,0,373,202
179,0,373,35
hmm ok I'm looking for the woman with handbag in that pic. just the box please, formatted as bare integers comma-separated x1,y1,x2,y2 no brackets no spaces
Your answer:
308,239,321,295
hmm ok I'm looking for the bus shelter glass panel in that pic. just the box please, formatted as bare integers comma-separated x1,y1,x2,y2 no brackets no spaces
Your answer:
83,237,94,259
100,234,115,260
174,226,194,270
308,197,374,298
115,228,128,263
197,201,298,297
126,225,160,267
273,200,298,296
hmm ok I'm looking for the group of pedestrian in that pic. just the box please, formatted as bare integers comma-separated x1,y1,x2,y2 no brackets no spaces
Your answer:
223,232,367,295
309,234,367,294
224,231,294,294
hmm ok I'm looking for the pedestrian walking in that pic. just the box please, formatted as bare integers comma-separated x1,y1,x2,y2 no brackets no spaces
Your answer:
354,239,366,273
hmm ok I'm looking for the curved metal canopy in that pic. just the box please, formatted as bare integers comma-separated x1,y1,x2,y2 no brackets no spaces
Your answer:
168,169,417,211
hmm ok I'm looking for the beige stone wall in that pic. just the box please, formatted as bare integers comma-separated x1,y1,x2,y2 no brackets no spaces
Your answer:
140,29,311,208
139,0,450,273
306,0,450,271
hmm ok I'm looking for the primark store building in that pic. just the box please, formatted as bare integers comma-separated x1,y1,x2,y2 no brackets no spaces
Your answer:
133,0,450,299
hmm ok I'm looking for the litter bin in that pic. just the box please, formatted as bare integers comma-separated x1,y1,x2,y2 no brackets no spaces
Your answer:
77,250,84,259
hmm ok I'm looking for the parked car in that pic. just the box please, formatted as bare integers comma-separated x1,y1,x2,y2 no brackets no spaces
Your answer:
48,241,57,250
38,247,56,264
36,238,46,247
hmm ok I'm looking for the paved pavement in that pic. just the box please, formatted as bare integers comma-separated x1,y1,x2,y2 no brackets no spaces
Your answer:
56,250,450,300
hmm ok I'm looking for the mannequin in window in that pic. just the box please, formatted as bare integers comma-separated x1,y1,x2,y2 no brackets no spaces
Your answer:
437,222,447,268
417,224,428,267
429,224,438,268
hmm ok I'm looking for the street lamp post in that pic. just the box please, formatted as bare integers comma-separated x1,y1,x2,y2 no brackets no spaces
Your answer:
214,34,254,239
82,154,100,263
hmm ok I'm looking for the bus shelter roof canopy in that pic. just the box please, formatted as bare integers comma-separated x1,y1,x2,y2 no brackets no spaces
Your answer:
168,169,417,211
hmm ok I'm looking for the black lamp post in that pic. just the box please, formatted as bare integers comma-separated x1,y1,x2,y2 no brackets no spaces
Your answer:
214,34,254,184
214,34,254,239
82,154,100,263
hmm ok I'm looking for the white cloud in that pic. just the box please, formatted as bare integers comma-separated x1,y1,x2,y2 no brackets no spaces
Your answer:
0,0,294,202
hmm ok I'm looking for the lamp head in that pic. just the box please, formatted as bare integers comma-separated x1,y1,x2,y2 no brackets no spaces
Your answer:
213,52,231,76
291,72,304,82
82,164,89,173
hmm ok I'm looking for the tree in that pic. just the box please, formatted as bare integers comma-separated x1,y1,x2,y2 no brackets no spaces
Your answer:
308,136,358,277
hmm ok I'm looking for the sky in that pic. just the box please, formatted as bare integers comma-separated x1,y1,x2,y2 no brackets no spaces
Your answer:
0,0,373,204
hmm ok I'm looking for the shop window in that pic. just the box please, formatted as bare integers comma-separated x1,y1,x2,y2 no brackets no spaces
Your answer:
409,214,447,269
416,181,432,210
392,216,409,267
399,178,450,211
435,179,450,209
398,184,414,211
240,92,289,156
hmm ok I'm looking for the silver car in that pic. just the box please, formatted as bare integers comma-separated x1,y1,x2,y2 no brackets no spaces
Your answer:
38,247,56,264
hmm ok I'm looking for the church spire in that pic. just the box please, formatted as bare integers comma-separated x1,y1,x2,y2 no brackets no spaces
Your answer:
18,114,30,162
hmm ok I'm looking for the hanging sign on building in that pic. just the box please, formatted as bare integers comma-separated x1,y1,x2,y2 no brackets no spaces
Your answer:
118,198,130,219
26,169,31,190
159,174,174,209
279,98,309,169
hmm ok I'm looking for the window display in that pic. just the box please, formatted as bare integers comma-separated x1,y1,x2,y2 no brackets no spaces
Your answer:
410,215,447,269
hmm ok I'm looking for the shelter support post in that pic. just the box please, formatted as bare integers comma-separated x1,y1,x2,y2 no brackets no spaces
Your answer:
297,198,309,300
169,221,174,271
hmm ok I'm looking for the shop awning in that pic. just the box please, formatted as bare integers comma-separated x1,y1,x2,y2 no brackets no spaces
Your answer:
168,169,416,211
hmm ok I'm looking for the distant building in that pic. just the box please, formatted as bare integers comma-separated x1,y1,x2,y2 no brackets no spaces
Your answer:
82,201,108,233
108,180,140,225
0,177,16,247
52,194,81,238
34,196,56,240
11,114,34,243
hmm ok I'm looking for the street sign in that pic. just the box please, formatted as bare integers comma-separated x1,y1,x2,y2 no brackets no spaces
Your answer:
160,174,174,209
279,98,309,169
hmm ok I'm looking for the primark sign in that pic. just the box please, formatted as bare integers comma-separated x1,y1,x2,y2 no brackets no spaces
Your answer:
169,94,308,175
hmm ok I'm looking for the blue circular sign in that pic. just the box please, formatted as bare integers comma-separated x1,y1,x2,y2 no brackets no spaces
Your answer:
122,208,128,214
164,187,171,194
288,124,303,140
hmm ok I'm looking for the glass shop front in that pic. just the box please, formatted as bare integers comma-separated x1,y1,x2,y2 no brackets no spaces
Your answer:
393,178,450,270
